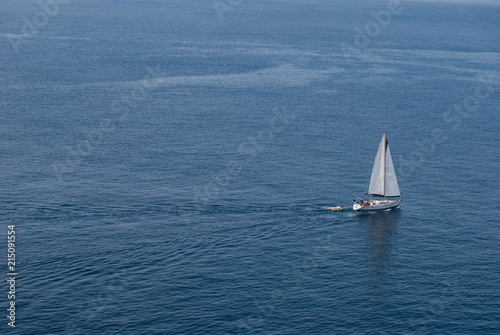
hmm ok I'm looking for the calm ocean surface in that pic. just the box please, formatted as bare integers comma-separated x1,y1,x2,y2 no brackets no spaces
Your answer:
1,0,500,334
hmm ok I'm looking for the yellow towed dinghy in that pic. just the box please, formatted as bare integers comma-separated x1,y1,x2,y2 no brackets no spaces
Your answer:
328,206,345,211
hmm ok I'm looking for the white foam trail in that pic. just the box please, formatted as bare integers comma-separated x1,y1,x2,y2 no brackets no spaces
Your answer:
129,64,329,89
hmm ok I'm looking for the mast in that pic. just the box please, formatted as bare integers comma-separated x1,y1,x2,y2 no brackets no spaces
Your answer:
382,132,387,198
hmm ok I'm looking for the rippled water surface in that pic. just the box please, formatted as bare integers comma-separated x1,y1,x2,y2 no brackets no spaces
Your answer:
1,0,500,334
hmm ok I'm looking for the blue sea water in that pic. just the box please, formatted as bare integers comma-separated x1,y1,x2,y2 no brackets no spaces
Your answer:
1,0,500,334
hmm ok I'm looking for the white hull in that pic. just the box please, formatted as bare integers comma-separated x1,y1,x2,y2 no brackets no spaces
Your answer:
353,198,402,211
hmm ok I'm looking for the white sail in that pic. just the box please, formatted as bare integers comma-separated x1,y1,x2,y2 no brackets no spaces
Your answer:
367,133,400,197
368,133,386,196
384,144,400,197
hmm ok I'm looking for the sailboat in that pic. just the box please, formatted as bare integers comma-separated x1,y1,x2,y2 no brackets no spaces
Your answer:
353,132,402,211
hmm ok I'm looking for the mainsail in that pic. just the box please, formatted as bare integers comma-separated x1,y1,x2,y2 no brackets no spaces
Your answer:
367,133,401,197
